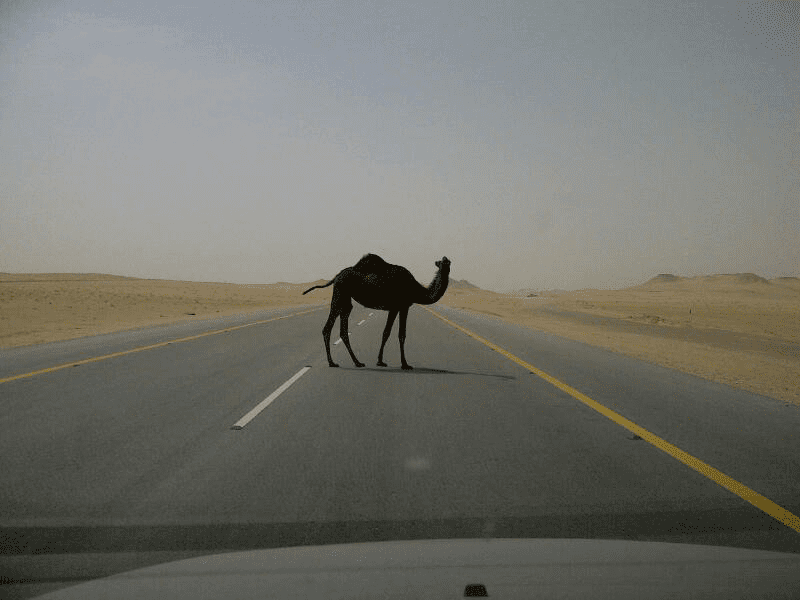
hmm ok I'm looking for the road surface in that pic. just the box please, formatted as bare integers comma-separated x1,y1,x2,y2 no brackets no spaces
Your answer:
2,303,799,596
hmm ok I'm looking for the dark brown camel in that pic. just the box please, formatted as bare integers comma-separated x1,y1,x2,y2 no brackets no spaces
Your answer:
302,254,451,369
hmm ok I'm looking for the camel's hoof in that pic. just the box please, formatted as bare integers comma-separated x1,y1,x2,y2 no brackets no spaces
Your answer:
401,364,413,371
377,361,388,367
354,362,365,368
328,362,339,368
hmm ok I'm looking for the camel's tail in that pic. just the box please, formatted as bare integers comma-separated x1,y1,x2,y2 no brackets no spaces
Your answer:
302,279,335,295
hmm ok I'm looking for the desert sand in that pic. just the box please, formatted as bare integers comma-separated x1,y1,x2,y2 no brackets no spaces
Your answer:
2,272,797,406
0,273,330,348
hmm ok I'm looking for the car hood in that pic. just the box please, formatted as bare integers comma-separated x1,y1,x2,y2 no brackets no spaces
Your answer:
35,538,800,599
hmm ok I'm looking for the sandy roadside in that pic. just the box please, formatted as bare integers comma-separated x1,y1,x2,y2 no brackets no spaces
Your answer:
2,272,797,407
0,273,331,348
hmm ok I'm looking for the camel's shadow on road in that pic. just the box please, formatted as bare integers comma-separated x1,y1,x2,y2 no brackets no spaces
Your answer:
348,366,517,380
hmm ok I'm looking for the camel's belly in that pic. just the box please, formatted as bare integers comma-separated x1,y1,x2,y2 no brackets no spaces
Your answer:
351,289,403,311
353,298,394,311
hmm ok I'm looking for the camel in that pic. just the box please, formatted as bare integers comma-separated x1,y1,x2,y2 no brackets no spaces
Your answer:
303,254,451,369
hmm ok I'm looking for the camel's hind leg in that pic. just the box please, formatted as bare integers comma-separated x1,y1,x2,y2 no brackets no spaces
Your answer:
377,310,398,367
398,305,412,370
338,303,364,368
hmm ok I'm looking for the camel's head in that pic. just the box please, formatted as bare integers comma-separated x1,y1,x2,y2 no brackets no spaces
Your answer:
435,257,451,271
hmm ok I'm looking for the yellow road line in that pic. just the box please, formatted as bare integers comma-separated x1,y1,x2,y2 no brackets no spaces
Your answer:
0,307,322,385
428,308,800,535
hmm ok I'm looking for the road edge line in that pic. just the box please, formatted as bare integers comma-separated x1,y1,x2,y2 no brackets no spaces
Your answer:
427,307,800,535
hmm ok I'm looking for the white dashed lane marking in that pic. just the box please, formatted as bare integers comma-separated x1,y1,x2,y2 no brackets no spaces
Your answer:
231,367,311,430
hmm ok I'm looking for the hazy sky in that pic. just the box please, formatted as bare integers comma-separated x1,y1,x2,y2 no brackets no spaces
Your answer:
1,0,797,291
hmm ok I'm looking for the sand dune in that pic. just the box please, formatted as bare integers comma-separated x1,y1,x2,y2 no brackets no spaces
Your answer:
552,273,800,341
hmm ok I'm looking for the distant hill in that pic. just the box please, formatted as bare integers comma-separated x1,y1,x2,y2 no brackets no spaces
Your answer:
0,273,140,283
719,273,770,284
771,276,800,291
640,272,772,287
509,287,568,296
449,279,481,290
647,273,683,284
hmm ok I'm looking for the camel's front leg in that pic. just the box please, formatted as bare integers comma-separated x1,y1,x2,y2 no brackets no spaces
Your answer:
398,306,412,370
377,310,398,367
339,311,365,368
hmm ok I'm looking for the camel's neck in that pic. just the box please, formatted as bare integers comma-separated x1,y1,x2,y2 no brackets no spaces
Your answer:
418,265,450,305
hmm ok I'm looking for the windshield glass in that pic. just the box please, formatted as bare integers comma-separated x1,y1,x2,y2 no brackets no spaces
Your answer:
2,0,799,597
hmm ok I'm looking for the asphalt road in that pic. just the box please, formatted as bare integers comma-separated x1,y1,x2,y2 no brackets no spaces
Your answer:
2,303,800,596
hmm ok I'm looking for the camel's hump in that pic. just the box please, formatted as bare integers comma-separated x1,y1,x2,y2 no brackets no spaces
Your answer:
354,254,390,270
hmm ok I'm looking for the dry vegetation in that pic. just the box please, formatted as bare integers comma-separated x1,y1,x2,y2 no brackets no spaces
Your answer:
440,274,800,406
